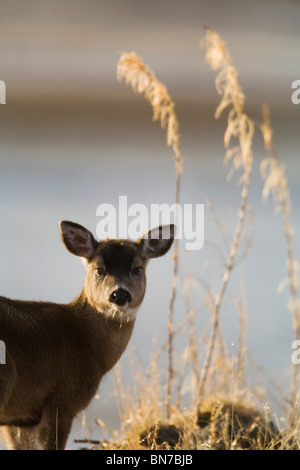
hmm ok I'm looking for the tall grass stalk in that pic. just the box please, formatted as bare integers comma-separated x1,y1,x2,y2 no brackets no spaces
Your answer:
198,29,255,405
260,105,300,425
117,53,182,418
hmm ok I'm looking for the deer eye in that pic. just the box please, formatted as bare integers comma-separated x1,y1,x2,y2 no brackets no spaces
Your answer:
95,267,106,277
132,266,143,277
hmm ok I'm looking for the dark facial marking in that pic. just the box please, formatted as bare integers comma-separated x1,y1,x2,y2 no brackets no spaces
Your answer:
101,242,137,275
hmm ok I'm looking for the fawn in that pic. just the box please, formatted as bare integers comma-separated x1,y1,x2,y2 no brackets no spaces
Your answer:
0,220,174,450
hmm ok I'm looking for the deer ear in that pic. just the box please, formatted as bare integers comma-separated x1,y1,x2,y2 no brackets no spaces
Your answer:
138,224,175,259
59,221,98,259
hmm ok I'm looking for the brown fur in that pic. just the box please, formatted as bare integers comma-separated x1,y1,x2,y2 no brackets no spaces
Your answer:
0,221,174,449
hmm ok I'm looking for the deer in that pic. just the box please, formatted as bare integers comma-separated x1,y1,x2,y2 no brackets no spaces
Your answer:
0,220,175,450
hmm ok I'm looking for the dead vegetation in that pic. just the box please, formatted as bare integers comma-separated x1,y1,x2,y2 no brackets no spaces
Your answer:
79,28,299,450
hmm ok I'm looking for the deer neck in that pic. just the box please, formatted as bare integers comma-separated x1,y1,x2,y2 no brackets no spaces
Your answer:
69,290,135,375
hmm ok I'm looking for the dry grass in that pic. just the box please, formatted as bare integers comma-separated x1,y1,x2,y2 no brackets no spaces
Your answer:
117,52,182,419
94,358,299,450
260,105,300,425
84,29,300,451
197,28,255,405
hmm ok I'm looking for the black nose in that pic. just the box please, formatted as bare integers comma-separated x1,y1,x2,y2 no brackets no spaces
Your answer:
110,288,132,306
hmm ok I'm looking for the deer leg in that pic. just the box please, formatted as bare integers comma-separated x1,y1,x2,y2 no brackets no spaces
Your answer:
1,425,41,450
41,407,74,450
2,408,73,450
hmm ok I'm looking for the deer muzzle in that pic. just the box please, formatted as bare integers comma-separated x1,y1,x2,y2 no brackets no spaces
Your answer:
109,288,132,307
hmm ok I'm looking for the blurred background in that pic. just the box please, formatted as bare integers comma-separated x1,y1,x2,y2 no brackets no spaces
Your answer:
0,0,299,448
